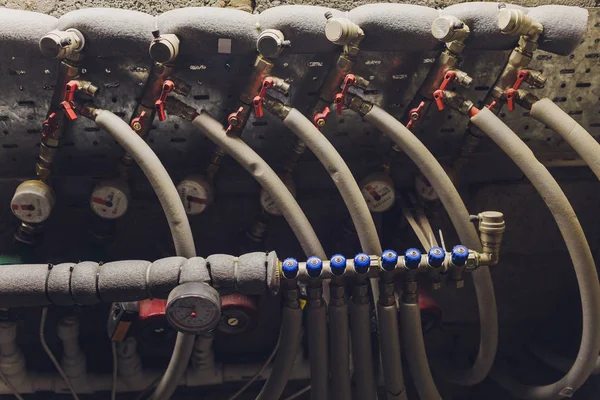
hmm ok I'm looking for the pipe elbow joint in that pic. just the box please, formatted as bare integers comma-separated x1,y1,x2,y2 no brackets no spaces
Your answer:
498,8,543,40
471,211,505,266
39,29,85,60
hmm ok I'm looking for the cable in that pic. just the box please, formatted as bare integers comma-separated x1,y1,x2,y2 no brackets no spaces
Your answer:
228,333,282,400
111,341,118,400
0,369,24,400
40,307,80,400
284,385,311,400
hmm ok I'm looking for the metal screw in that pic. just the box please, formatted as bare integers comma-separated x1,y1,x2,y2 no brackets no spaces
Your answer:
227,317,239,327
316,118,326,127
132,122,142,131
410,111,420,121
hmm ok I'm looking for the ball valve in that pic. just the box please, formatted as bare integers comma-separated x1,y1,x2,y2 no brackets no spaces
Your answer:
10,181,56,224
177,176,214,216
90,179,131,220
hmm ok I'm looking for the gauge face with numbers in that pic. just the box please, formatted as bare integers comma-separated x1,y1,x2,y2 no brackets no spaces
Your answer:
90,181,129,220
166,282,221,334
10,180,55,224
177,176,212,216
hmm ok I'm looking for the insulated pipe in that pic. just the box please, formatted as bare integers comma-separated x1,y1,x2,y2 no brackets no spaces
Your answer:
281,108,382,256
349,292,376,400
529,98,600,180
360,103,496,386
306,285,329,400
256,306,303,400
328,291,350,400
377,302,408,400
189,111,326,259
471,107,600,400
92,109,197,400
399,301,441,400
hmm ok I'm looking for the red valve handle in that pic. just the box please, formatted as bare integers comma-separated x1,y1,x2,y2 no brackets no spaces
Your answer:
131,111,147,132
439,70,456,91
406,101,425,129
504,70,530,112
313,107,331,128
253,78,275,118
512,70,529,90
59,101,77,121
335,74,357,115
505,88,517,111
433,90,445,111
226,107,245,134
42,113,58,138
155,80,175,121
64,80,79,103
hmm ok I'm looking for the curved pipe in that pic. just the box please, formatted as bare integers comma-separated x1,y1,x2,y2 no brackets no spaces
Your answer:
190,111,326,259
0,9,58,58
256,307,303,400
362,104,496,386
529,98,600,180
377,303,408,400
399,301,441,400
328,296,350,400
471,107,600,399
349,293,376,400
282,108,382,256
94,110,196,400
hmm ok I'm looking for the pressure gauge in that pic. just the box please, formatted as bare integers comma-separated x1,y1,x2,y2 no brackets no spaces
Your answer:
11,180,55,224
177,176,213,216
360,172,395,213
415,172,438,201
260,175,296,217
90,179,130,220
166,282,221,334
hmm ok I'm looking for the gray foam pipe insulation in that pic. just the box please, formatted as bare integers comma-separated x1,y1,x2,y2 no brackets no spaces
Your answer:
0,3,588,58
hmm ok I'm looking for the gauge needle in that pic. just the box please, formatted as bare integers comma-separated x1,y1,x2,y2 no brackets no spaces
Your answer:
92,197,109,206
187,196,206,205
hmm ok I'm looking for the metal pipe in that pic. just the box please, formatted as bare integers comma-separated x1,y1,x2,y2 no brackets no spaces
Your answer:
350,284,376,400
377,296,408,400
471,107,600,399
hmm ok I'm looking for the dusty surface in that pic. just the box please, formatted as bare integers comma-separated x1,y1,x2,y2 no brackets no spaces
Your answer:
1,0,596,17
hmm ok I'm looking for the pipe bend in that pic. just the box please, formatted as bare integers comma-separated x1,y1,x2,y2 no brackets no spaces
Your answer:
0,9,58,58
472,107,600,399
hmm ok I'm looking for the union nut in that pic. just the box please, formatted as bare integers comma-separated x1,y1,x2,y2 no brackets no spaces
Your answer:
472,211,505,266
498,8,543,39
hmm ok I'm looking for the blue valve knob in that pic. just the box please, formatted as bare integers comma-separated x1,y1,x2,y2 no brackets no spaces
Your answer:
354,253,371,274
381,250,398,271
330,254,347,276
451,245,469,267
282,258,299,279
428,247,446,268
306,256,323,278
404,248,422,270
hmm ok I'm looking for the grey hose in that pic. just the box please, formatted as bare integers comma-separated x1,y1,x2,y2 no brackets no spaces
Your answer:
399,302,441,400
377,303,408,400
282,108,381,256
191,111,326,260
307,295,329,400
350,295,376,400
363,104,496,386
471,107,600,399
530,98,600,180
328,298,351,400
94,110,197,400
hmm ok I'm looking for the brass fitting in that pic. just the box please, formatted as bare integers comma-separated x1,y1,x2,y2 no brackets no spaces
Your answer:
74,102,99,120
471,211,505,266
270,77,291,95
431,16,470,54
39,29,85,60
239,56,275,105
73,80,100,98
498,8,543,40
262,95,291,120
346,94,374,117
523,69,547,89
453,69,473,89
324,13,364,56
438,91,475,115
149,32,180,65
256,29,290,58
513,89,540,110
164,97,198,122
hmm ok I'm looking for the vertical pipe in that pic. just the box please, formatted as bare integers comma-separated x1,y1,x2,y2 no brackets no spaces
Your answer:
328,284,351,400
307,283,329,400
350,284,376,400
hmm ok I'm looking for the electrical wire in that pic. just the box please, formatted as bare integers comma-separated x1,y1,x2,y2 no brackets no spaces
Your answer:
39,307,80,400
228,332,282,400
111,341,118,400
0,368,24,400
284,385,311,400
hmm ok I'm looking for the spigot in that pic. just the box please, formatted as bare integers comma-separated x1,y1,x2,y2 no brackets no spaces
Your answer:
406,101,425,129
257,29,291,58
226,107,245,134
149,31,180,64
131,111,147,132
155,80,175,121
253,77,275,118
39,29,85,60
471,211,505,266
313,106,331,128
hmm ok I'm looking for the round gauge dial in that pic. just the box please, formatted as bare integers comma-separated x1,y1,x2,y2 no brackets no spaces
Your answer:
415,173,438,201
11,180,55,224
260,176,296,216
90,180,130,220
178,176,213,216
166,282,221,334
360,173,395,213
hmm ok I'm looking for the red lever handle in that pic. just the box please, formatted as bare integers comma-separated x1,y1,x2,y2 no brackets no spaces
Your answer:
226,107,245,134
433,90,445,111
42,113,58,138
59,101,77,121
335,74,357,115
512,70,529,90
64,80,79,103
131,111,147,132
503,70,529,112
253,78,275,118
439,71,456,91
406,101,425,129
505,88,517,111
313,107,331,128
155,80,175,121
